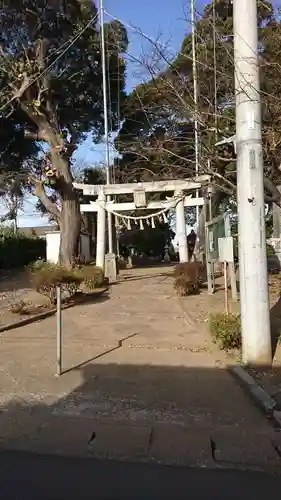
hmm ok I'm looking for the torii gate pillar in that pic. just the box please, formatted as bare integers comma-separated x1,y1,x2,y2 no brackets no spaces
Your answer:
96,192,106,270
175,190,188,263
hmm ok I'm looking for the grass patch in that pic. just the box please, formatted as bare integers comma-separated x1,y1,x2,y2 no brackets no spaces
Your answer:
209,312,241,351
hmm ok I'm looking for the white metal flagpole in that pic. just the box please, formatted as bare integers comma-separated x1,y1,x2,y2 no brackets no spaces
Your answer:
191,0,200,227
100,0,113,254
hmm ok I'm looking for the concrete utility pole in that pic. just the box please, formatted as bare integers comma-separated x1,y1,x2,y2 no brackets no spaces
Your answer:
100,0,113,254
234,0,272,365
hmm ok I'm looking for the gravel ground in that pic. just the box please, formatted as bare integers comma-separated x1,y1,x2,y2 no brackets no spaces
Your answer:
0,269,47,325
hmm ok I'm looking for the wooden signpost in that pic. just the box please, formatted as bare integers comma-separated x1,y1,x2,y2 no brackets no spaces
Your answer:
218,236,235,314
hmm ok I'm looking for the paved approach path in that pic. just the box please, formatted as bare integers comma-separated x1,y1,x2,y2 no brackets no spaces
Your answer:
0,266,281,471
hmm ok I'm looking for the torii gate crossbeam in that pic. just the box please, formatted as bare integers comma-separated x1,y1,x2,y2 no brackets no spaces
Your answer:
73,175,211,270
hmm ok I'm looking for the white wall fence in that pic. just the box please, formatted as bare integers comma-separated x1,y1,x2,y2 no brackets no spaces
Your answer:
46,231,90,264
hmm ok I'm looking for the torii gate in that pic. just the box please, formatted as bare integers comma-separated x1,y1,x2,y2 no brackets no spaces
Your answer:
73,175,211,270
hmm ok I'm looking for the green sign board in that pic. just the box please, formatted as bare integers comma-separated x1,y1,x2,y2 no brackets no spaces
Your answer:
206,213,230,262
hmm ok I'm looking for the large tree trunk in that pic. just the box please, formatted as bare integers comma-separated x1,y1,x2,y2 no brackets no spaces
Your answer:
19,100,82,266
59,189,81,267
51,152,81,268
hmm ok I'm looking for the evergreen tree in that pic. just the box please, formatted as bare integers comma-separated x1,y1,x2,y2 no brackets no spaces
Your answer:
0,0,128,265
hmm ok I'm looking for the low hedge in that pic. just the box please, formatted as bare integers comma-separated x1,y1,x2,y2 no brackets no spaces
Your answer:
0,231,45,269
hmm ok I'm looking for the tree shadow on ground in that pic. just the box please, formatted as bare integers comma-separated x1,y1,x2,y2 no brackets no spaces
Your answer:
73,291,110,307
200,283,224,292
128,261,175,269
120,272,172,283
62,333,139,374
1,361,281,479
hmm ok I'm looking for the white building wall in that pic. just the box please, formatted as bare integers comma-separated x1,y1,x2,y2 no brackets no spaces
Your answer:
46,232,60,264
46,231,91,264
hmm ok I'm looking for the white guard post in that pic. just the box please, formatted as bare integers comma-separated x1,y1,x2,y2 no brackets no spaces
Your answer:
175,190,188,263
96,191,106,270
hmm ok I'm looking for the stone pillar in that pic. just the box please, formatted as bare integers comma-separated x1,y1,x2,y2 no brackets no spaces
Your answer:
96,192,106,270
175,191,188,263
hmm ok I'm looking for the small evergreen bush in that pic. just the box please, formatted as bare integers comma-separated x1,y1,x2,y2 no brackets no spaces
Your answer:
209,313,241,350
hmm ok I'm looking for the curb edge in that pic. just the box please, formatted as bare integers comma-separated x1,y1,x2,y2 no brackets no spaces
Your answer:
229,365,281,427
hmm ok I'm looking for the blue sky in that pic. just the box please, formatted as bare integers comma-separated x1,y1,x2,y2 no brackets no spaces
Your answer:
74,0,196,169
6,0,206,227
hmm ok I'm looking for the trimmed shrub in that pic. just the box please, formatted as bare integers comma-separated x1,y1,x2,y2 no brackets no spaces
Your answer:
173,261,205,295
29,261,109,305
209,313,241,350
174,276,192,296
29,261,83,305
0,231,45,269
174,262,189,278
74,264,108,291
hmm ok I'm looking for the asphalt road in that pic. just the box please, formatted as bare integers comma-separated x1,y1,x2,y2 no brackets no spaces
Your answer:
1,451,281,499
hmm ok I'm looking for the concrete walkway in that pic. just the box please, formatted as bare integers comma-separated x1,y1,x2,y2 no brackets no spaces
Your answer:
0,266,280,470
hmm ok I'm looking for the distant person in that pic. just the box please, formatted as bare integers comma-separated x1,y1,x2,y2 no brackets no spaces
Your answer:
187,229,196,261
